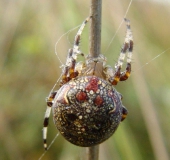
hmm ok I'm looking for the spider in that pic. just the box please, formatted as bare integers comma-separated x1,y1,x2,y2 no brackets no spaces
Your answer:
43,16,133,150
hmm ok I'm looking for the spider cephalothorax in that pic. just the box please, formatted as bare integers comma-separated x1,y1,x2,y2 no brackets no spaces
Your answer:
43,17,133,150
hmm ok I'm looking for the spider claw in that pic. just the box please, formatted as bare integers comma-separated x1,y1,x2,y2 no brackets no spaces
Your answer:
124,18,130,22
124,18,130,28
86,16,92,22
43,139,48,150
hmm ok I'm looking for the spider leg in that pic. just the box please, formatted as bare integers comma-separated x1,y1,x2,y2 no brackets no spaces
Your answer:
60,49,73,86
60,16,91,86
110,18,133,85
118,93,128,121
120,19,133,81
121,106,128,121
43,91,57,150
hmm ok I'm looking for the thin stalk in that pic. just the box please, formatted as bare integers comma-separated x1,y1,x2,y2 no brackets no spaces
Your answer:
85,0,102,160
86,145,99,160
89,0,102,58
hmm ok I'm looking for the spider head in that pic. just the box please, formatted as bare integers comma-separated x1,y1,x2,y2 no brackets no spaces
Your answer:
76,54,107,78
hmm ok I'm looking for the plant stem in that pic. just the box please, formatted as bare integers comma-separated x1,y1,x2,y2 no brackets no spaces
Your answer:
86,145,99,160
89,0,102,58
86,0,102,160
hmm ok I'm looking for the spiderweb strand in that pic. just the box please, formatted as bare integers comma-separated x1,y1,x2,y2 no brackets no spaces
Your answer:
51,24,83,95
55,25,81,65
48,73,62,97
133,47,170,73
104,0,133,53
38,133,59,160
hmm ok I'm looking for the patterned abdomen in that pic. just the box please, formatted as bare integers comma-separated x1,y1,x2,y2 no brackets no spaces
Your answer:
52,76,124,147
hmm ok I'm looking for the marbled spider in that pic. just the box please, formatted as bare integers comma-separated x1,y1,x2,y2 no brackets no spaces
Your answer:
43,16,133,150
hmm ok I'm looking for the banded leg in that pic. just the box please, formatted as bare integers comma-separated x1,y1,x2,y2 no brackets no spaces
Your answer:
43,91,57,150
60,49,73,86
72,16,92,58
60,16,92,86
121,106,128,121
120,19,133,81
111,18,133,85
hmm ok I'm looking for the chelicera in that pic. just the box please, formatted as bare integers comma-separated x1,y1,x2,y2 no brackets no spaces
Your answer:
43,17,133,150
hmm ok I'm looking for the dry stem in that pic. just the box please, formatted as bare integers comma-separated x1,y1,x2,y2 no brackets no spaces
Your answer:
86,0,102,159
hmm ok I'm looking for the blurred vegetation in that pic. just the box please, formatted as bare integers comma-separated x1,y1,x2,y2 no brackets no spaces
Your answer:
0,0,170,160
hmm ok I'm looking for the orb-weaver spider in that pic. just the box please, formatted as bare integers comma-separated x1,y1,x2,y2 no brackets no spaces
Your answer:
43,16,133,150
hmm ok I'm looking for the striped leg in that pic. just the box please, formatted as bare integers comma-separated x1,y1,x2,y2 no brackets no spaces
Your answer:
72,16,92,57
120,18,133,81
121,106,128,121
60,16,92,86
111,18,133,85
43,91,57,150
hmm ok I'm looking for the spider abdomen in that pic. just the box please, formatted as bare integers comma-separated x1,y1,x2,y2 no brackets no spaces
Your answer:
52,76,125,147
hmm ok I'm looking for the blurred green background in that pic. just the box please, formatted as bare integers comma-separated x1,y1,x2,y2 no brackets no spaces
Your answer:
0,0,170,160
